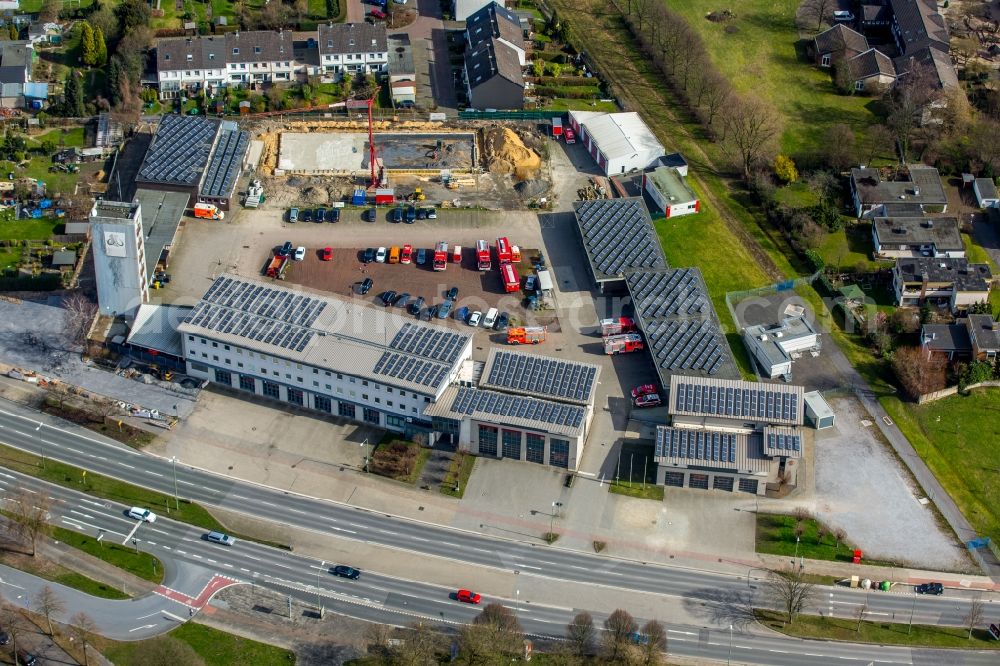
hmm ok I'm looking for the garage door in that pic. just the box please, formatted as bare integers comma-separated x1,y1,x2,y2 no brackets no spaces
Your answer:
713,476,734,492
664,471,684,487
688,473,709,490
738,478,759,494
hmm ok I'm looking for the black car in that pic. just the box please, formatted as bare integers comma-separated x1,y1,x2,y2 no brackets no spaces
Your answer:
405,205,417,223
446,286,459,300
416,207,428,220
395,292,411,308
329,208,340,222
315,208,327,222
915,582,944,595
278,241,293,257
409,296,425,315
301,208,313,222
381,290,398,306
362,247,376,263
331,565,360,580
365,207,377,222
493,311,509,331
391,207,403,223
419,307,433,321
359,277,374,295
416,248,427,265
17,652,37,666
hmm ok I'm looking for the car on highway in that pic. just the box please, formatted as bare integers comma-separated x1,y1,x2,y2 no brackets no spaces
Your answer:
363,247,376,263
127,507,156,523
293,246,306,261
380,290,398,306
456,589,481,604
416,248,427,265
467,310,482,327
278,241,293,257
395,293,411,308
405,205,417,223
631,384,658,399
206,531,236,546
633,393,662,408
376,247,387,263
359,277,374,295
391,207,403,223
288,207,299,223
409,296,425,315
331,565,361,580
401,244,413,264
446,286,459,300
436,300,453,319
315,208,327,222
321,247,333,261
493,311,509,331
301,208,313,223
915,582,944,595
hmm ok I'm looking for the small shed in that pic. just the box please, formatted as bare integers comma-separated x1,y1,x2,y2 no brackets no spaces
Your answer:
62,221,90,236
804,391,835,429
973,178,998,208
51,250,77,266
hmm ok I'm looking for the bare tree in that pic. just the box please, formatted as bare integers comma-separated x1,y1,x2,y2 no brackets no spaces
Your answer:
39,0,62,23
70,612,98,666
6,485,53,556
886,58,939,160
0,601,30,666
865,123,895,166
855,602,867,632
767,567,816,624
821,123,858,171
603,608,638,662
640,619,667,665
567,611,596,657
62,292,97,346
364,622,392,659
700,72,732,130
965,595,985,639
722,95,782,180
632,0,654,33
892,346,948,398
33,585,65,635
472,602,523,658
797,0,837,31
395,621,441,665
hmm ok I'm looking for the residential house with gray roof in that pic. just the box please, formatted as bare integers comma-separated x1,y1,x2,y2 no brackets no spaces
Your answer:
812,23,870,67
893,257,993,312
317,22,388,79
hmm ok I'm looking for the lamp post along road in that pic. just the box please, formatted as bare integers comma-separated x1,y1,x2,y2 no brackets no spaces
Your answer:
550,501,563,536
171,456,180,510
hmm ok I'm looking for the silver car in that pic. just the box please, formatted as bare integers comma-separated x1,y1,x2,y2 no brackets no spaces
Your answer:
206,531,236,546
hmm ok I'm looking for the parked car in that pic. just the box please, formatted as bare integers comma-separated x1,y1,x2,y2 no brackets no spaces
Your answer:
288,207,299,223
376,247,388,263
467,310,482,327
423,207,437,219
278,241,293,257
127,507,156,523
446,286,459,300
363,247,376,263
456,589,481,604
915,582,944,595
409,296,425,315
416,248,427,265
359,277,374,295
401,244,413,264
365,207,378,222
833,10,854,21
0,628,11,645
294,246,306,261
419,307,432,321
416,207,428,220
315,208,327,222
454,306,469,322
634,393,662,408
380,290,398,306
631,384,658,399
321,247,333,261
391,207,403,223
405,204,417,223
493,311,509,331
395,293,411,308
301,208,313,222
17,651,37,666
436,300,453,318
524,276,537,292
370,7,387,19
329,208,340,222
332,565,361,579
206,531,236,546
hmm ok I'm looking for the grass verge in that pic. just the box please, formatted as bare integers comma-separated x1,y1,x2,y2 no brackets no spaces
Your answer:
754,513,897,566
0,550,129,600
440,452,476,498
52,525,164,584
103,622,296,666
609,480,664,501
755,609,1000,649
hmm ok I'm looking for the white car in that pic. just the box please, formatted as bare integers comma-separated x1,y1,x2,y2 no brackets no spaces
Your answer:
294,246,306,261
376,247,387,263
833,10,854,21
393,0,407,4
127,507,157,523
467,310,482,327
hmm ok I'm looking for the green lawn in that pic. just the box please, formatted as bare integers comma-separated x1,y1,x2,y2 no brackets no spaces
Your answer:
1,155,81,198
668,0,883,158
0,208,62,241
963,233,997,270
884,389,1000,544
0,550,130,599
756,609,1000,649
105,622,295,666
440,451,476,498
52,526,164,584
27,127,86,149
773,182,820,209
609,480,664,501
542,98,619,112
753,513,892,565
815,222,889,273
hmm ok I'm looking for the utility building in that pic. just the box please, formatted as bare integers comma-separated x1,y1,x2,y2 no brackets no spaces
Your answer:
90,200,148,317
567,111,664,176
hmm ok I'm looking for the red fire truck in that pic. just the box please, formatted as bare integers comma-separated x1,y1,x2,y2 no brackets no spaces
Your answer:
603,333,644,355
433,241,448,271
600,317,638,337
496,236,512,264
507,326,547,345
476,240,491,271
500,262,520,293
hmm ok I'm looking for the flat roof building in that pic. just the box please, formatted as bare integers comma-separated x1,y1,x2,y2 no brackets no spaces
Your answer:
567,111,664,176
892,256,993,312
849,165,948,218
742,316,820,380
90,200,149,317
643,166,699,219
871,216,963,259
974,178,998,208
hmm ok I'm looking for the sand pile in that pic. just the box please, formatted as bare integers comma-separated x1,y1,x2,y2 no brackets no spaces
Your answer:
259,132,279,175
482,128,541,179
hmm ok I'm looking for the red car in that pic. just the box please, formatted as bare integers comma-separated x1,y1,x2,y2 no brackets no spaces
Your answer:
321,247,333,261
634,393,662,408
456,589,481,604
370,8,386,19
401,244,412,264
631,384,657,399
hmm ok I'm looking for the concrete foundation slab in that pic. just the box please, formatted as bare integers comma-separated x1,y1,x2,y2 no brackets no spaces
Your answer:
278,132,476,173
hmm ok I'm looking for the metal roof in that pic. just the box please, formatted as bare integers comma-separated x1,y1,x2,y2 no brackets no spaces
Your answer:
626,268,739,379
479,348,600,406
668,375,805,426
424,385,587,437
126,304,193,357
574,198,665,282
762,425,803,458
134,189,188,283
200,125,249,198
654,426,771,473
567,111,664,167
179,274,472,395
137,114,221,187
645,166,697,205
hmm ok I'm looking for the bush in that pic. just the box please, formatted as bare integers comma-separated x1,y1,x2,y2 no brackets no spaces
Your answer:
958,360,995,390
774,155,799,184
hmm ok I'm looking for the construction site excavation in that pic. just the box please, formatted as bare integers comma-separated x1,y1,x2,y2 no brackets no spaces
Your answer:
277,132,477,174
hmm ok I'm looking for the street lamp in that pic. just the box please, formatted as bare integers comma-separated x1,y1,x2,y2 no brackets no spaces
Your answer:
360,438,371,473
728,624,733,665
794,535,800,565
549,501,563,535
316,560,325,619
513,569,520,619
170,456,180,510
35,422,43,468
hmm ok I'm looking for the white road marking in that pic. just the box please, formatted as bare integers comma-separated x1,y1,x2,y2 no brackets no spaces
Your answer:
145,470,164,477
118,463,136,469
129,624,156,632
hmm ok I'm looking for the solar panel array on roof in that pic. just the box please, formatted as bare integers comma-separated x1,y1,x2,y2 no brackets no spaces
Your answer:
389,323,466,364
766,431,801,453
645,319,727,375
451,387,585,429
575,199,665,278
137,115,220,186
484,350,597,404
200,128,249,197
372,351,449,387
672,381,800,424
628,269,710,318
654,428,737,464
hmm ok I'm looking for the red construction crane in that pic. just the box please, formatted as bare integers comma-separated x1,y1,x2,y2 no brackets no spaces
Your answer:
366,95,380,189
